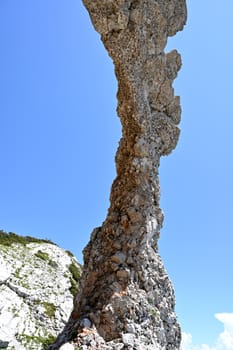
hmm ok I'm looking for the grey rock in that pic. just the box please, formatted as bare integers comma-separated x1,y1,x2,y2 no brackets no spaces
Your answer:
126,323,136,334
0,340,9,348
81,317,92,328
122,333,135,347
111,251,126,264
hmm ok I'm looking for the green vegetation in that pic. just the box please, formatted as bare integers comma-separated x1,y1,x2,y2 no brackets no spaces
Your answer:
48,259,58,268
35,250,58,269
16,333,56,349
69,262,81,281
68,262,81,297
41,334,56,348
149,305,158,320
12,306,20,318
35,250,50,261
35,250,59,270
69,277,79,297
0,230,55,247
42,302,56,318
65,249,74,257
14,268,21,279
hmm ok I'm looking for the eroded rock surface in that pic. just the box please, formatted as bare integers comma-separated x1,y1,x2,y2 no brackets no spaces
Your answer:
0,232,81,350
50,1,187,349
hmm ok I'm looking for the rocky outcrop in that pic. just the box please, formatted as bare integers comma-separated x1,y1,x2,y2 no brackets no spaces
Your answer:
0,231,82,350
50,1,187,349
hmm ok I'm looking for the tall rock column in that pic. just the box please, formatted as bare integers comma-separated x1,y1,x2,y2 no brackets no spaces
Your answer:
50,1,187,349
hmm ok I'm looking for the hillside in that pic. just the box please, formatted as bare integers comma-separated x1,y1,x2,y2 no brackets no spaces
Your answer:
0,231,81,350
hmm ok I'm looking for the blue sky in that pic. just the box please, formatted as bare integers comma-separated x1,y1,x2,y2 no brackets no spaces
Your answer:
0,1,233,349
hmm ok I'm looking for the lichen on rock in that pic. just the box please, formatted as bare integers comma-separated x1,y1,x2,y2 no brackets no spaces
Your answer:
50,1,187,349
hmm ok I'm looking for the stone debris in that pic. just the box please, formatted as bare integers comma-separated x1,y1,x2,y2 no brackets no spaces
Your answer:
49,0,187,349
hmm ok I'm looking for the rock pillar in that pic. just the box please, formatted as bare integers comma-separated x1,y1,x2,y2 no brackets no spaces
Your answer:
50,1,187,349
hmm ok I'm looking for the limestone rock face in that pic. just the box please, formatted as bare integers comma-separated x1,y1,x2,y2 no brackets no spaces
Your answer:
0,232,81,350
50,1,187,349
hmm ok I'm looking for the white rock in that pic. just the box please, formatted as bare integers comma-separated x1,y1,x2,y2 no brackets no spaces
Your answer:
60,343,75,350
0,235,82,350
0,260,11,281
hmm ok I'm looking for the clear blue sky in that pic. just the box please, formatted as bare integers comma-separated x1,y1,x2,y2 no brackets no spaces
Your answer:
0,1,233,349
